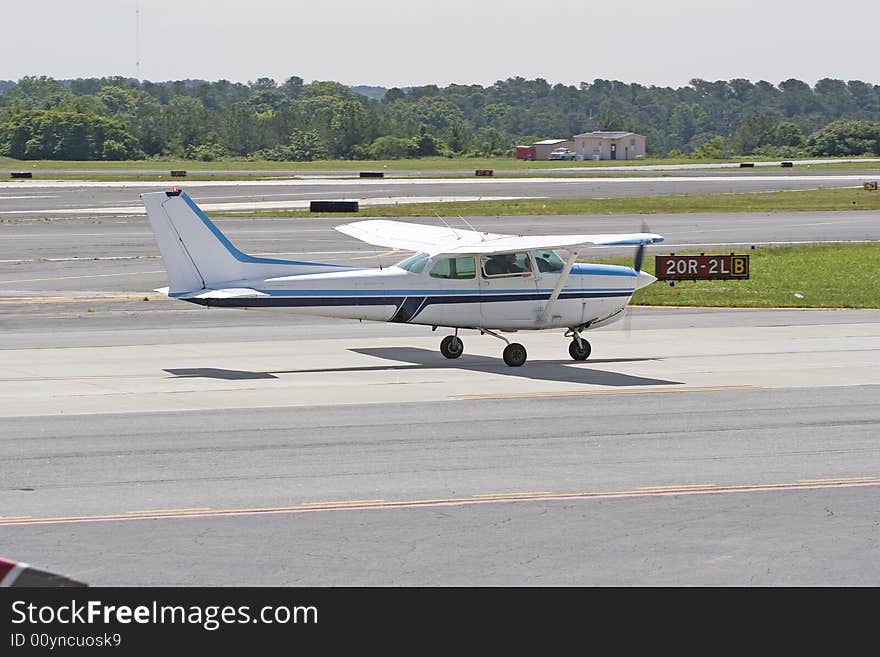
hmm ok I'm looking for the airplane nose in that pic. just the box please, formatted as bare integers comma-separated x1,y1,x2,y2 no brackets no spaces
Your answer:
635,270,657,290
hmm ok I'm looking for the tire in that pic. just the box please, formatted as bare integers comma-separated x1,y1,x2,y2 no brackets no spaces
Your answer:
568,338,591,361
502,342,527,367
440,335,464,359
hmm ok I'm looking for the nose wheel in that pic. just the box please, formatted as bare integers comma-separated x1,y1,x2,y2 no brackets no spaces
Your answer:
568,337,591,361
440,335,464,359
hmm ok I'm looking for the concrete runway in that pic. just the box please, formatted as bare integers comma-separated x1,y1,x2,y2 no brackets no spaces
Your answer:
1,169,878,216
1,208,878,297
0,312,878,585
0,183,878,585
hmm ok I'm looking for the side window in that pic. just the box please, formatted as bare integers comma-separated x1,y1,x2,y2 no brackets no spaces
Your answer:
454,256,476,279
430,256,476,279
481,252,533,277
430,258,452,278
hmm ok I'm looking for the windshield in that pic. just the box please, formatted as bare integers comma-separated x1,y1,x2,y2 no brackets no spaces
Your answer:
395,252,430,273
534,249,565,272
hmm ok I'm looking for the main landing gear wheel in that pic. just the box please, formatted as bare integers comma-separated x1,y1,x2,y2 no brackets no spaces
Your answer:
568,338,591,361
503,343,527,367
440,335,464,359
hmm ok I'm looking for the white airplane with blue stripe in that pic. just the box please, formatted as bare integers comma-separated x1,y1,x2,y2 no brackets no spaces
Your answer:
142,188,663,367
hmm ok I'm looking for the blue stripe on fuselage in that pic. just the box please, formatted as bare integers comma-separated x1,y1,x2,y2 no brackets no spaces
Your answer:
571,264,635,277
257,287,628,296
185,290,635,316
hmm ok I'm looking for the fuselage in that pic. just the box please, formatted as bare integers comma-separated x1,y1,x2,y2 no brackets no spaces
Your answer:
184,250,652,331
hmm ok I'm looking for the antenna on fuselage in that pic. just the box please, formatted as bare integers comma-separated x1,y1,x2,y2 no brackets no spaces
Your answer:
435,214,460,240
457,215,485,241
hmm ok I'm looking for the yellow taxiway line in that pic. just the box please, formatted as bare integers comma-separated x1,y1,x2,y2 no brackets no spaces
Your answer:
0,295,154,305
2,477,877,528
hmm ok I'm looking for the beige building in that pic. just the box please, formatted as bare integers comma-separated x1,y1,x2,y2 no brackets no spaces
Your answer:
531,138,575,160
573,131,646,160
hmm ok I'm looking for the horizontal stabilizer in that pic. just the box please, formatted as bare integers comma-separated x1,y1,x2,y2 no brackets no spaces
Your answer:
179,287,269,299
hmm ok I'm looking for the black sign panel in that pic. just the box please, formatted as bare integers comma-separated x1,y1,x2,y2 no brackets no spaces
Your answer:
655,254,749,280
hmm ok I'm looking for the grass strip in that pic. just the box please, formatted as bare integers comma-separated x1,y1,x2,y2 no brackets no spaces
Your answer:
594,243,880,308
230,188,880,218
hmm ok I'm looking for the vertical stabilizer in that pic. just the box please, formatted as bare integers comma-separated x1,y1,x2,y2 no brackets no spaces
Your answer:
142,189,347,295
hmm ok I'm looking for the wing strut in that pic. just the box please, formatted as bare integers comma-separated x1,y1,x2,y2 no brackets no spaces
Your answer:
538,250,579,326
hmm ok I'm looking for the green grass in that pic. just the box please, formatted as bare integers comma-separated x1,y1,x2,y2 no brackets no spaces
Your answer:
231,188,880,219
594,243,880,308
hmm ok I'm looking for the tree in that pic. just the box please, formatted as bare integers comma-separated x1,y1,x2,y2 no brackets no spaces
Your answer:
367,135,411,159
774,121,805,148
0,109,142,160
669,103,709,151
409,126,441,156
692,136,725,159
807,119,880,156
162,96,210,153
383,87,405,104
249,77,278,91
2,74,879,162
472,126,512,156
730,112,779,155
6,76,72,110
281,76,304,99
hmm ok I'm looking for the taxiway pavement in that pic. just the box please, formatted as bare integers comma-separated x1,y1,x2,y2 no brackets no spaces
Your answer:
1,169,878,216
1,182,878,585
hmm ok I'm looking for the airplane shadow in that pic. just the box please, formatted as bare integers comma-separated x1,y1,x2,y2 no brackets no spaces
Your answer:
164,349,679,387
164,368,279,380
351,347,680,387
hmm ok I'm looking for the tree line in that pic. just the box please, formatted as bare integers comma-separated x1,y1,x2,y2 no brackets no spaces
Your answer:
0,75,877,161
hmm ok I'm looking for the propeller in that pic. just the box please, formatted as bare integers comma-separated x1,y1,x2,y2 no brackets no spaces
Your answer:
625,220,651,337
633,219,649,273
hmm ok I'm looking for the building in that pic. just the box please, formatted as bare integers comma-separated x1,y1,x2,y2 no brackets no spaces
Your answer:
530,138,575,160
514,145,536,160
573,131,646,160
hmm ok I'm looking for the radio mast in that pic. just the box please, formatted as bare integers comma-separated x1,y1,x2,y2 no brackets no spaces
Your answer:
135,0,141,80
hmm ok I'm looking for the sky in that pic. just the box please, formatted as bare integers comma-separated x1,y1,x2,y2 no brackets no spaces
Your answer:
0,0,878,88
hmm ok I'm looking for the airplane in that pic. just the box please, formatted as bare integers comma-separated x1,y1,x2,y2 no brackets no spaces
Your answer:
142,188,663,367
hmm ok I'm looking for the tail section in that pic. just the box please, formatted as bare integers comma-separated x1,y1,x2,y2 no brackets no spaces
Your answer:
142,189,347,295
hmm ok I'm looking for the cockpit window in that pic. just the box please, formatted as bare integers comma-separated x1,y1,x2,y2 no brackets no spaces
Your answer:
481,252,532,277
534,249,565,273
396,252,429,274
430,256,476,279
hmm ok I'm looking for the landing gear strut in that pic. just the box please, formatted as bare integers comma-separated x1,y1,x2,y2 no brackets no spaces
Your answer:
566,327,591,361
481,327,527,367
437,328,528,367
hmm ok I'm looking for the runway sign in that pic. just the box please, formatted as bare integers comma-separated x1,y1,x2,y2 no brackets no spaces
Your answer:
656,254,750,280
865,181,878,191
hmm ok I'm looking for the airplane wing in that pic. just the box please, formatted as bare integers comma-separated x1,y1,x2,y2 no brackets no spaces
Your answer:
335,219,663,256
334,219,506,253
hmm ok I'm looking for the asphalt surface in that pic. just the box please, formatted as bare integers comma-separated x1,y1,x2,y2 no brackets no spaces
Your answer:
1,169,878,215
0,182,878,586
0,379,878,585
1,209,878,297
